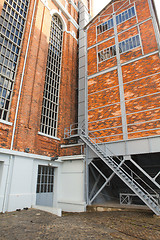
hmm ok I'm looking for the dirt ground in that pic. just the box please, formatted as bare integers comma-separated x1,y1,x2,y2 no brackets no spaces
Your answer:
0,208,160,240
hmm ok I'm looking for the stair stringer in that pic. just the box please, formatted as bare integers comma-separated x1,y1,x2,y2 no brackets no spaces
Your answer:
80,134,160,215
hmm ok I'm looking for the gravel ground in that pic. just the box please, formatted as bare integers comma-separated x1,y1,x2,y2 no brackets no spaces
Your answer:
0,208,160,240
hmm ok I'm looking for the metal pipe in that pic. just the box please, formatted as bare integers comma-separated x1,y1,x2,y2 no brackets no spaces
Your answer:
10,0,37,150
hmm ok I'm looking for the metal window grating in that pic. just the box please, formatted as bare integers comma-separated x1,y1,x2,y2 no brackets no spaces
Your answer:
98,35,141,63
116,6,136,25
97,18,113,35
97,6,136,35
36,165,54,193
40,15,63,137
98,45,116,62
119,35,140,53
0,0,29,121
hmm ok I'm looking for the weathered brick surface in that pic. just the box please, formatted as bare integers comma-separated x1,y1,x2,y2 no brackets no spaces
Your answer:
127,108,160,125
98,57,117,72
88,47,97,75
124,73,160,101
120,47,142,63
117,16,137,33
114,0,130,12
97,28,114,43
88,104,121,122
118,26,138,42
140,20,158,54
122,54,160,83
136,0,150,22
87,24,96,48
0,0,85,157
88,86,120,110
88,70,118,94
87,0,160,142
98,38,115,51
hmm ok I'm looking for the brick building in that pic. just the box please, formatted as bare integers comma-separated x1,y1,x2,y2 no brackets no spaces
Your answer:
0,0,160,216
75,0,160,214
0,0,92,214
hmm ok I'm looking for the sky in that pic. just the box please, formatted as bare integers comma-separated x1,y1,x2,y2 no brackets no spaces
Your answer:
93,0,111,16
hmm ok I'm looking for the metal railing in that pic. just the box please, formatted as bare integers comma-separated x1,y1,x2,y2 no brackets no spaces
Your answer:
64,123,160,210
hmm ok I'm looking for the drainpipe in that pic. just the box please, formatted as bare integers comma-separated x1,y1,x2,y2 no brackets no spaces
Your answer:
10,0,37,150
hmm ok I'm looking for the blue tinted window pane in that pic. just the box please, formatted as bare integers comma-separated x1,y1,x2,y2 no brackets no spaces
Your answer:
125,10,129,20
136,35,140,46
125,40,129,51
122,12,125,21
128,8,132,18
111,18,113,27
116,16,119,24
132,36,136,47
129,38,133,49
131,7,135,16
122,41,125,52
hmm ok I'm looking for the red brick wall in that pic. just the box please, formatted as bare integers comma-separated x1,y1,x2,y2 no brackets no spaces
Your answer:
0,0,82,157
87,0,160,143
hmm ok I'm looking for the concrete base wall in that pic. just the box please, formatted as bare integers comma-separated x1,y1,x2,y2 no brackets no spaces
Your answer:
0,149,86,213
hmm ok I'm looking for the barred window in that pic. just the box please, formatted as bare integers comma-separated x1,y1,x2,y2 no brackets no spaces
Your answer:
36,165,54,193
40,15,63,137
98,35,140,63
119,35,140,53
97,18,113,35
0,0,29,121
116,6,135,25
98,45,116,62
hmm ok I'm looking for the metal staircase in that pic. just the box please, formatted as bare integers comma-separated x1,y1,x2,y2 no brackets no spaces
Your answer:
64,125,160,215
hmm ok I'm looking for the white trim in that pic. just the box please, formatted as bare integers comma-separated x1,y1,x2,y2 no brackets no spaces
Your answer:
51,0,79,29
68,0,79,12
66,30,78,41
50,9,67,31
38,131,60,141
0,119,12,126
61,143,84,148
40,0,50,10
59,155,85,161
0,148,51,161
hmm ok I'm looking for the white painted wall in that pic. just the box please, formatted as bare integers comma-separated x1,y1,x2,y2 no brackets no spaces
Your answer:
57,159,86,212
0,151,85,213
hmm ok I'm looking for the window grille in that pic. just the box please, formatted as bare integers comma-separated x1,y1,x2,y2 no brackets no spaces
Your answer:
97,18,113,35
40,15,63,137
98,35,140,63
36,165,54,193
119,35,140,53
116,6,135,25
98,45,116,62
0,0,29,121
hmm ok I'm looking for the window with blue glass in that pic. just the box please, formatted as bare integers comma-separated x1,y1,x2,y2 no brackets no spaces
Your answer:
97,18,113,35
119,35,140,54
0,0,29,121
116,6,136,25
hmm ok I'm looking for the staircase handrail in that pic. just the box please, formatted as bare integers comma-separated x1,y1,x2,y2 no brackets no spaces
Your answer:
80,129,160,205
64,124,160,205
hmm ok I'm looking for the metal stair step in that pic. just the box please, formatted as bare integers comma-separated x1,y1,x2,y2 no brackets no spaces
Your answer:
80,132,160,215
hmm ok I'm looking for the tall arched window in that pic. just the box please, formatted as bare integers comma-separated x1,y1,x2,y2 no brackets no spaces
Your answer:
40,15,63,137
0,0,29,121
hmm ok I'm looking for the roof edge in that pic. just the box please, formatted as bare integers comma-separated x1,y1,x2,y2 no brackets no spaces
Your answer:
84,0,114,30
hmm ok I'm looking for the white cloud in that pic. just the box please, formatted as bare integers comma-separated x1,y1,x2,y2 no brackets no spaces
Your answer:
93,0,111,16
